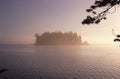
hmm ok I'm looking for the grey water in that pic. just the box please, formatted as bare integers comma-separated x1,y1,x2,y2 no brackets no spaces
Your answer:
0,44,120,79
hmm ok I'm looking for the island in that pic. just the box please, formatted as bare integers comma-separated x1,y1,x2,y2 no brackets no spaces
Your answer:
35,31,88,45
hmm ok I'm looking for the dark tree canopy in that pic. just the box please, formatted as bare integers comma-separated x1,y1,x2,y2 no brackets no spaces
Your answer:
82,0,120,25
35,32,82,45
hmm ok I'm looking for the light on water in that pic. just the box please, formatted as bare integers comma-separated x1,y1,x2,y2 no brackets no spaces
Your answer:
0,44,120,79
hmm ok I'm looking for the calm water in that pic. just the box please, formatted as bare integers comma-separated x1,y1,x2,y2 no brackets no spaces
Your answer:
0,44,120,79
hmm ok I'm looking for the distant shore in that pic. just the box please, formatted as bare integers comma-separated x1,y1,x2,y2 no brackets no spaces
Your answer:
34,31,88,45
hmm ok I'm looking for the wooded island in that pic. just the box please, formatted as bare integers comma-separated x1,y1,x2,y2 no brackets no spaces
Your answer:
35,31,88,45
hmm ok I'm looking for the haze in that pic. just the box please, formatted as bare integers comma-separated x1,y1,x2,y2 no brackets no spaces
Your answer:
0,0,120,44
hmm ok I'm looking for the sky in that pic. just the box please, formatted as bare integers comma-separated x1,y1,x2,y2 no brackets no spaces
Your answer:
0,0,120,44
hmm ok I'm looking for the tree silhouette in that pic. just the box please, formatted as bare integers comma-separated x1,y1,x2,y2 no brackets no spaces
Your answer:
35,31,82,45
82,0,120,25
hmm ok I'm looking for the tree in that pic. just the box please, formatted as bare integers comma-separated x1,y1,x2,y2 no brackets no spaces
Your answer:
34,32,82,45
82,0,120,25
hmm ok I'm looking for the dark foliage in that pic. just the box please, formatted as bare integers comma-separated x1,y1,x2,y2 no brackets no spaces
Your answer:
82,0,120,25
35,32,82,45
112,29,120,42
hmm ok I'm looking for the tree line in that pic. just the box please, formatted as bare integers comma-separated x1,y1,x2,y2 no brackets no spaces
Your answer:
35,31,83,45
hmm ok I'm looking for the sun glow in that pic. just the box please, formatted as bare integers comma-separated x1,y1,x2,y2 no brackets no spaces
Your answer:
1,0,120,44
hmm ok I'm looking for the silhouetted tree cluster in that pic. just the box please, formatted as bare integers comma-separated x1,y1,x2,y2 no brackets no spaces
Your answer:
82,0,120,25
35,32,82,45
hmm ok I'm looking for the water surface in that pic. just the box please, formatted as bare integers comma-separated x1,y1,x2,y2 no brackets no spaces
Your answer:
0,44,120,79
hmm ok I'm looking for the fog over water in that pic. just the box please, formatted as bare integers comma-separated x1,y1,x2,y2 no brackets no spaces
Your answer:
0,44,120,79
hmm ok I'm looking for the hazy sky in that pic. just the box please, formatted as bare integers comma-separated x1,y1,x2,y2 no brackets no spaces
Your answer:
0,0,120,44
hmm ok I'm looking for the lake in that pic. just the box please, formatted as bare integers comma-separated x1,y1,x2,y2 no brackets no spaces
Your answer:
0,44,120,79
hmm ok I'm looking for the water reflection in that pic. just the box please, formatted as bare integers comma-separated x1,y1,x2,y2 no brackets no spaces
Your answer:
0,45,120,79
